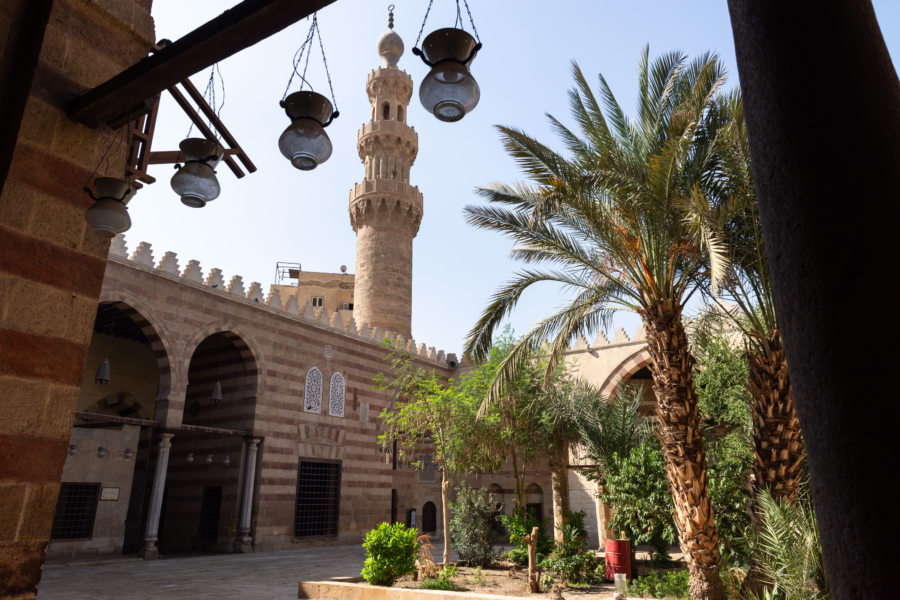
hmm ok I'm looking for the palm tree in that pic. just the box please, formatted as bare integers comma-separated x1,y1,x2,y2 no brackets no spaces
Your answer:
463,48,730,599
686,91,806,594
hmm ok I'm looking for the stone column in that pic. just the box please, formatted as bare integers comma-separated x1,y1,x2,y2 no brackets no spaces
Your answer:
235,437,261,552
140,432,174,559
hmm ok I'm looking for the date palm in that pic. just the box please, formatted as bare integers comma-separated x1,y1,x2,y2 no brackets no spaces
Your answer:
464,48,729,599
687,91,806,594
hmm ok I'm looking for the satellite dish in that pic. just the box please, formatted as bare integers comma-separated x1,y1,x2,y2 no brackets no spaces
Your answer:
340,265,347,273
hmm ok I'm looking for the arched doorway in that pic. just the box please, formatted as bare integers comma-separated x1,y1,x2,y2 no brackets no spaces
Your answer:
422,501,437,533
487,483,505,539
525,483,544,524
159,331,258,554
51,301,171,557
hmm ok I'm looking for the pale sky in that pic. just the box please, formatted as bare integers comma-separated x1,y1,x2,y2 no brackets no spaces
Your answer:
123,1,900,357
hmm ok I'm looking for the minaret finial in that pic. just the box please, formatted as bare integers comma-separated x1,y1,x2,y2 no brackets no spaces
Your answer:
388,4,395,29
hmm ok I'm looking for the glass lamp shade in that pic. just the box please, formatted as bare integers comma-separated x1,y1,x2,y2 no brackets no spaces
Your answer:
85,177,131,237
278,91,334,170
211,380,223,403
171,138,224,208
417,28,481,122
94,358,111,384
420,61,480,122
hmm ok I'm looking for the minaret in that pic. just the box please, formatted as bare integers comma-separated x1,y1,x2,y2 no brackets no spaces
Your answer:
349,12,422,338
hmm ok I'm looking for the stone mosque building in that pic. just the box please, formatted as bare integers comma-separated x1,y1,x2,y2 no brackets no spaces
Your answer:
37,16,653,563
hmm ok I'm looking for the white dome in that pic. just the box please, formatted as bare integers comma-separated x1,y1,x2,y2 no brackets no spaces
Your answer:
377,29,404,67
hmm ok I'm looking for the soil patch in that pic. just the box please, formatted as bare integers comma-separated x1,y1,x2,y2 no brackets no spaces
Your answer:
395,564,619,598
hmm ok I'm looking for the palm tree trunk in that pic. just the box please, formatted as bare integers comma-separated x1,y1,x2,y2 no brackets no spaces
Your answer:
746,329,805,503
742,328,806,595
642,300,726,600
549,437,570,545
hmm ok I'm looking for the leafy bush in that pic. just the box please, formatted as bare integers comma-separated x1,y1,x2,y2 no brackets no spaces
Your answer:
448,485,502,566
627,569,690,599
708,453,752,565
361,522,419,586
540,510,602,585
502,505,552,560
603,443,676,558
420,565,458,591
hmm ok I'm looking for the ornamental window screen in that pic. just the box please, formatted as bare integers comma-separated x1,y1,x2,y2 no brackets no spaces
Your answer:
51,483,100,540
294,459,341,537
305,366,323,413
329,371,345,417
418,454,436,482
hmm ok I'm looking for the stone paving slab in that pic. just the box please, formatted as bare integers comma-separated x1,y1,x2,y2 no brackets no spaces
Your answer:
38,545,367,600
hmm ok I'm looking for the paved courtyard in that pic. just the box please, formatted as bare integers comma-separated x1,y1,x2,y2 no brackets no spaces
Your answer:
38,544,367,600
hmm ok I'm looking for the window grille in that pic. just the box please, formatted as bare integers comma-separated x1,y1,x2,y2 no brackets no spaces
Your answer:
329,371,345,417
418,454,436,482
51,483,100,540
305,366,323,413
294,459,341,537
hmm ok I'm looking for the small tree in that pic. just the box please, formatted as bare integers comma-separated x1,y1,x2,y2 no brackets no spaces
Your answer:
448,485,501,566
375,345,490,565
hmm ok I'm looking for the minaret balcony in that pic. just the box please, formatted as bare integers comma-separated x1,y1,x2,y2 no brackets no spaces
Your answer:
357,120,417,145
349,179,423,206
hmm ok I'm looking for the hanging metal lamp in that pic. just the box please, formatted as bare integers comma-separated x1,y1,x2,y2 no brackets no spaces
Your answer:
94,358,111,384
211,380,223,403
278,13,340,171
84,177,132,237
412,0,482,122
278,92,335,170
171,138,225,207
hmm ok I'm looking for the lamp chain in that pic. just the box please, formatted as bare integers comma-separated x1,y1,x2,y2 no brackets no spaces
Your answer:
414,0,480,49
281,13,339,115
187,64,225,140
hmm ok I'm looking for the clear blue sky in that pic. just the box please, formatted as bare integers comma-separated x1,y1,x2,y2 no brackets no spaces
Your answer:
125,1,900,357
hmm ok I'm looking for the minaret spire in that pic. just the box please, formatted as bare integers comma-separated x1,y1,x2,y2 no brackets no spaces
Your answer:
349,13,422,338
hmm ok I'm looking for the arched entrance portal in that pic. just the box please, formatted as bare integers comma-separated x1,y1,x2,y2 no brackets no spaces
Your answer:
422,501,437,533
159,331,258,554
525,483,544,524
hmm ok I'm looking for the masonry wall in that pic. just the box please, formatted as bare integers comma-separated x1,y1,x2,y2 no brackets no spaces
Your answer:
0,1,154,596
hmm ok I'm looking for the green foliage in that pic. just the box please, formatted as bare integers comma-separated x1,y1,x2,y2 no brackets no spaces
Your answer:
501,506,552,557
361,522,419,586
693,334,751,432
565,382,651,485
751,488,829,600
708,455,752,565
603,443,676,558
541,510,601,585
448,485,501,566
421,565,458,591
628,569,690,599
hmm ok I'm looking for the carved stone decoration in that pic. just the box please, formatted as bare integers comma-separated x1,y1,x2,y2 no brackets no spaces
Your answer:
304,366,323,413
323,345,334,360
329,371,345,417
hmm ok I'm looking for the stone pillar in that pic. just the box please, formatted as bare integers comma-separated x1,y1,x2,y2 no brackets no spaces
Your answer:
235,437,260,553
349,23,422,338
140,432,174,559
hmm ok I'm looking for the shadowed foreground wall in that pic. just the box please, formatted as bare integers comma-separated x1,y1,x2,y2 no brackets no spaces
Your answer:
0,1,154,597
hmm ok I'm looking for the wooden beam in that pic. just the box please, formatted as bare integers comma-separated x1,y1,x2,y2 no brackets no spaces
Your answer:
69,0,337,128
74,411,160,428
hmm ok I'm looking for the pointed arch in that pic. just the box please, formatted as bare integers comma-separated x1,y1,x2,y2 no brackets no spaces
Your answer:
599,347,652,397
328,371,345,417
305,366,323,413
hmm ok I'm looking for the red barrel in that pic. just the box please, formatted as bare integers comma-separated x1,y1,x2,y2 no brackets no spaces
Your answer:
604,538,632,582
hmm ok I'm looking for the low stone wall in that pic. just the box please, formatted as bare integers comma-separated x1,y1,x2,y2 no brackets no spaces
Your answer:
298,581,528,600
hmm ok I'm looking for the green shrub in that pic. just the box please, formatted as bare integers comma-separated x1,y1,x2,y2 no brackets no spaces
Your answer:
448,485,501,566
540,510,602,585
502,506,552,557
361,522,419,586
627,569,690,599
421,564,458,591
602,443,676,558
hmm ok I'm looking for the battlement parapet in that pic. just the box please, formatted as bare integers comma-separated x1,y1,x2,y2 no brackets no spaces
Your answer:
107,234,457,369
